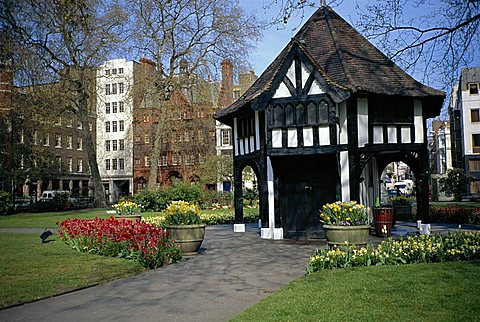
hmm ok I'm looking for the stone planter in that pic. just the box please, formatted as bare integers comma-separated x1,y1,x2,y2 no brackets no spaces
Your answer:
164,224,206,255
115,215,142,222
394,205,413,221
323,225,370,247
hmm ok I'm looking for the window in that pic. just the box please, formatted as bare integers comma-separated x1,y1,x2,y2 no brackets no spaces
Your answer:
472,109,480,122
105,103,111,114
119,120,124,131
162,155,167,166
112,140,118,151
143,115,150,123
33,130,38,145
56,156,62,170
19,129,24,143
221,129,230,146
112,102,118,113
67,157,73,172
112,158,118,170
469,83,479,95
144,156,150,167
106,69,110,76
172,154,178,165
112,68,117,75
471,180,480,193
105,121,110,133
469,160,480,171
105,159,111,170
66,118,73,128
66,135,73,149
119,139,124,150
77,159,83,172
118,68,124,74
112,121,118,132
44,133,50,146
77,121,82,129
119,82,124,94
55,134,62,148
76,137,82,150
135,136,141,143
184,130,189,142
105,140,111,151
119,101,124,112
473,134,480,153
112,83,117,94
105,84,111,95
144,133,150,144
55,118,61,126
119,158,124,170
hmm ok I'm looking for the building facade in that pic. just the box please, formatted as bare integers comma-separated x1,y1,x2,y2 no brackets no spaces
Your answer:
449,67,480,194
429,120,452,175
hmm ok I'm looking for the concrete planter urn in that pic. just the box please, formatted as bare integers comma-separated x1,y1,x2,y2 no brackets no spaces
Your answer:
323,225,370,247
114,215,142,222
393,205,413,221
164,224,206,255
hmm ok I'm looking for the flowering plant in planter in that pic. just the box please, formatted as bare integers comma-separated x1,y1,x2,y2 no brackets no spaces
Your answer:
388,195,414,207
320,201,369,226
163,200,202,225
113,200,143,216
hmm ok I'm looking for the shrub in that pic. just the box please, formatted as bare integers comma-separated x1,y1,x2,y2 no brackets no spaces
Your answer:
430,206,480,224
0,191,12,215
204,190,233,208
59,217,182,268
389,195,414,206
142,209,259,227
306,231,480,274
129,191,162,212
30,193,72,213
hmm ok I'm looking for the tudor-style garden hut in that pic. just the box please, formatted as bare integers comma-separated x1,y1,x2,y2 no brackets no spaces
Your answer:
214,6,445,239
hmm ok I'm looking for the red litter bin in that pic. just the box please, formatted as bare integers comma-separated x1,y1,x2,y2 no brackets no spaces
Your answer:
373,207,393,237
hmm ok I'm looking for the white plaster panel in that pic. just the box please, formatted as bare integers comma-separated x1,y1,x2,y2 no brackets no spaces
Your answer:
308,79,325,95
401,127,411,143
340,151,350,201
264,157,276,240
239,138,245,155
272,129,282,148
287,128,298,147
339,101,348,145
255,111,260,150
303,127,313,147
387,126,397,143
233,118,239,156
286,61,296,87
249,136,255,152
414,100,424,143
273,81,291,98
301,62,309,89
373,126,383,144
357,98,369,147
318,126,330,146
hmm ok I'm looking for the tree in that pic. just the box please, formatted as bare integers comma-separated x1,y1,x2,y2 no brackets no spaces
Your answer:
128,0,261,191
267,0,479,102
2,0,128,206
439,168,471,201
195,154,234,188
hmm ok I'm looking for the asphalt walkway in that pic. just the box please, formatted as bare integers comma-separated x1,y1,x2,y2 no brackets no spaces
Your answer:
1,222,479,322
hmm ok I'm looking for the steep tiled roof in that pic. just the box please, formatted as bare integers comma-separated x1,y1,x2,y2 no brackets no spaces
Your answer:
215,6,445,122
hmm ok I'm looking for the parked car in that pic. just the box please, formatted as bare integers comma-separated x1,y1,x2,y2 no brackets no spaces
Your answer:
40,190,70,201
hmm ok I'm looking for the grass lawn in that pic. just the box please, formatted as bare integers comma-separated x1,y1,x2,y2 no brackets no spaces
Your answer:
0,233,145,308
233,260,480,322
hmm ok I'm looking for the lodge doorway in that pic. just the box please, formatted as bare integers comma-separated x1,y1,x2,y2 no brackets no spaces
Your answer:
274,154,338,239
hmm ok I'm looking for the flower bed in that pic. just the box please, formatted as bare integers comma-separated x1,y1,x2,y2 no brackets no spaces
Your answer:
306,231,480,274
430,206,480,224
142,210,259,226
58,217,182,269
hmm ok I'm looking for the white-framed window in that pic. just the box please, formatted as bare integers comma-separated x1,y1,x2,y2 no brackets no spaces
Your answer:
119,82,124,94
66,135,73,149
119,139,125,150
89,123,93,132
112,140,118,151
162,155,168,166
469,83,479,95
33,130,38,145
66,118,73,128
105,102,111,114
112,68,117,75
112,83,117,94
106,140,111,151
106,69,110,76
144,133,150,144
144,156,150,166
105,83,111,95
118,68,124,74
44,133,50,146
221,129,230,146
184,130,189,142
119,120,124,131
19,129,24,143
119,158,124,170
112,158,118,170
67,157,73,172
119,101,124,112
55,134,62,148
112,102,118,113
135,136,141,143
105,121,110,132
77,159,83,172
172,154,178,165
76,137,82,150
112,121,118,132
105,159,111,170
55,118,61,126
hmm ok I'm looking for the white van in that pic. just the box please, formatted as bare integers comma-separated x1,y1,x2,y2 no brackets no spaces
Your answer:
40,190,70,201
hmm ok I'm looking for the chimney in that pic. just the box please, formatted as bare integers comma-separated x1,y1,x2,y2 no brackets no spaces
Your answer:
219,59,233,108
140,57,156,69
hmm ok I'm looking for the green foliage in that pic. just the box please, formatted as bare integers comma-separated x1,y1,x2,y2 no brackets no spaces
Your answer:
29,193,72,212
162,200,202,225
439,168,471,201
0,191,12,215
431,178,439,202
243,187,258,206
430,206,480,224
306,231,480,274
143,208,259,226
204,190,233,208
389,195,414,206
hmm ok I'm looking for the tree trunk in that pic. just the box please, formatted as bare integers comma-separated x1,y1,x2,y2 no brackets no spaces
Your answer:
147,121,162,191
